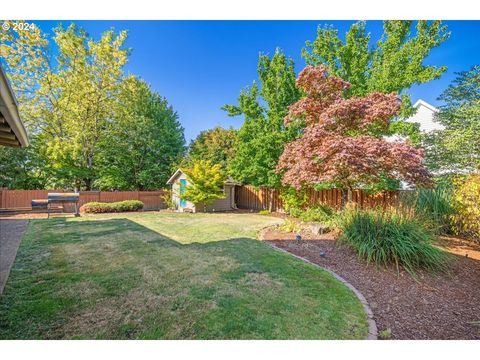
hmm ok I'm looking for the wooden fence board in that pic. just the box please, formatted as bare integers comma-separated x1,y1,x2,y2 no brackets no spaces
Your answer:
235,185,399,212
0,189,166,211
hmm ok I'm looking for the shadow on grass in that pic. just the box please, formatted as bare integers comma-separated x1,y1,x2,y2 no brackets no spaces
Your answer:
0,216,371,340
25,217,313,279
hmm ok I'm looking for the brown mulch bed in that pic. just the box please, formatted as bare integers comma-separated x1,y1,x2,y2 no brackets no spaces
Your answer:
262,227,480,340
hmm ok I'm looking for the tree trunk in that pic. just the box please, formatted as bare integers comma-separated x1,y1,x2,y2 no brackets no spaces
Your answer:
74,180,81,193
85,153,94,191
84,178,92,191
268,189,275,212
341,187,354,209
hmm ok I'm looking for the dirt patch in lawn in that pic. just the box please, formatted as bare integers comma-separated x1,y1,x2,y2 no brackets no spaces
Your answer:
261,227,480,340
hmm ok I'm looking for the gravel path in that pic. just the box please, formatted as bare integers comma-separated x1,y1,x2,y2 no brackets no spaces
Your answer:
0,220,28,295
263,228,480,340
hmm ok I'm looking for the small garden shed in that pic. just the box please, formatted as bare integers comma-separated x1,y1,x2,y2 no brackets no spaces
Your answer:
166,169,237,212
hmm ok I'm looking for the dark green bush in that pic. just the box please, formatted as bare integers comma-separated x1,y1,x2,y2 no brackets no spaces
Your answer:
337,208,448,275
298,204,335,223
280,186,308,213
288,204,336,225
288,207,303,218
81,200,144,213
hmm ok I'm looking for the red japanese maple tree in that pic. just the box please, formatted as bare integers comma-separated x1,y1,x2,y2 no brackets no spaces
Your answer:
277,65,432,203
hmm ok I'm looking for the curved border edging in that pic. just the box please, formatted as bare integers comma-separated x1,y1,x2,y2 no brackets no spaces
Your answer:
263,241,378,340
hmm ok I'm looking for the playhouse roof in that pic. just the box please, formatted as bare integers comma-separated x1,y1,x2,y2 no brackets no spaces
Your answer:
166,168,238,186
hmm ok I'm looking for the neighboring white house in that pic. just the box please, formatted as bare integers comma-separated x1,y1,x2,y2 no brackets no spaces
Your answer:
387,99,443,144
392,99,445,188
407,99,444,132
166,169,237,213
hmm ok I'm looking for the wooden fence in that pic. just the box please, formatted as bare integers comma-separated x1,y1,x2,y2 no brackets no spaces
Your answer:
234,185,400,212
0,186,401,213
0,189,166,211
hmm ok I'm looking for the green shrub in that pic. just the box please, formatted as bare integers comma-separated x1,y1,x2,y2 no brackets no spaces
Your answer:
337,208,448,275
280,186,308,213
298,204,336,224
160,189,176,209
258,210,271,215
288,204,336,225
279,219,303,233
81,200,144,213
451,174,480,242
378,328,392,340
288,207,303,218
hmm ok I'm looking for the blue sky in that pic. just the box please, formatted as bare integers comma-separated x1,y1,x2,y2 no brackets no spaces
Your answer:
33,20,480,142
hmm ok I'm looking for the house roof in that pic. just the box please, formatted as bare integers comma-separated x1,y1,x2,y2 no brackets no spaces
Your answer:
0,64,29,148
166,169,184,185
166,168,239,186
413,99,439,113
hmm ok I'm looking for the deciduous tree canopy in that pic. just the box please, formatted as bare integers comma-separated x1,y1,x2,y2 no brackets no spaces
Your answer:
277,65,432,196
223,48,301,188
95,76,185,190
302,20,450,139
187,127,237,171
423,65,480,173
0,22,185,190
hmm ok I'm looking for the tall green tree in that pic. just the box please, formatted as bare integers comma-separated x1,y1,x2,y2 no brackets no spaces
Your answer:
95,76,185,190
222,48,301,191
187,126,237,171
302,20,450,137
0,144,46,189
1,23,130,189
0,20,49,123
423,65,480,173
1,22,184,191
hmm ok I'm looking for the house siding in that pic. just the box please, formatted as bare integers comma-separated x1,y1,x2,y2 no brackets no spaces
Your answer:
201,185,235,212
171,172,196,212
406,100,444,132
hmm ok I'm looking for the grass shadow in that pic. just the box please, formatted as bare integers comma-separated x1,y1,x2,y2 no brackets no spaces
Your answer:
0,215,369,340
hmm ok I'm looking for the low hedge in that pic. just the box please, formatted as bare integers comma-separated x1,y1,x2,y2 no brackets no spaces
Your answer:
80,200,144,214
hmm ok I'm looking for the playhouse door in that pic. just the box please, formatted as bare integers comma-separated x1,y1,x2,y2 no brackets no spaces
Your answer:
179,179,187,208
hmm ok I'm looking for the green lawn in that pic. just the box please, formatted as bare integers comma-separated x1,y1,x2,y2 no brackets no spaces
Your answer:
0,212,368,339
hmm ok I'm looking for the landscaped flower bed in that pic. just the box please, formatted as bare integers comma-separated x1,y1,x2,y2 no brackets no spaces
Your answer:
262,227,480,340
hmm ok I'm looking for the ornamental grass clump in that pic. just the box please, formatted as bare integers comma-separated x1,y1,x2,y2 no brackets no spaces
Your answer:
409,182,454,235
337,207,448,275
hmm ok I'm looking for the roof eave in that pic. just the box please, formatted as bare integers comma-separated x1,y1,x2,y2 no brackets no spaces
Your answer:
413,99,439,113
166,169,183,185
0,65,29,148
